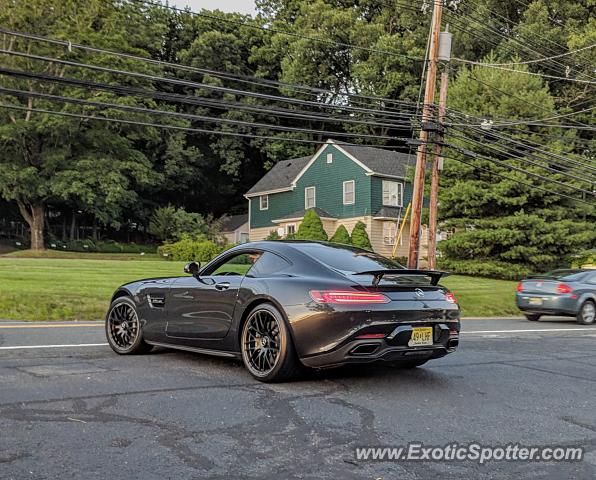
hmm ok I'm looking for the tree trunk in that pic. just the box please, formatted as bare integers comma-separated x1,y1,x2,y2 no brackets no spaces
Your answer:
70,210,76,241
16,200,45,251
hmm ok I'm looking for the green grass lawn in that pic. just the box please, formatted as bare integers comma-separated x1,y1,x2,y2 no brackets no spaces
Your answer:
0,256,518,320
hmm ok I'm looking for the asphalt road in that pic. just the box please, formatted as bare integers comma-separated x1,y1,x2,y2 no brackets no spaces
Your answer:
1,318,595,479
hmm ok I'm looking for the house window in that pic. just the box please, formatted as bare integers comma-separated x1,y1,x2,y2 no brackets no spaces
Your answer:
382,180,403,207
343,180,355,205
305,186,316,209
383,221,397,245
260,195,269,210
286,224,296,235
326,153,333,164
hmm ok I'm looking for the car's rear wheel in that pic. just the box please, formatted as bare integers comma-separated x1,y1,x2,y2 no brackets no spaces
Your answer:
577,300,595,325
241,303,301,382
106,297,152,354
524,314,541,321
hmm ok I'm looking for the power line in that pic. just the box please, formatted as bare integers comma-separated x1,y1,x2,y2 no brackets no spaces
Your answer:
0,48,425,121
0,27,424,112
131,0,427,63
0,86,411,142
0,67,421,131
0,102,415,152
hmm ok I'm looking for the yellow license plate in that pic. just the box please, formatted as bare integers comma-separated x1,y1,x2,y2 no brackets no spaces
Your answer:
409,327,433,346
529,297,543,305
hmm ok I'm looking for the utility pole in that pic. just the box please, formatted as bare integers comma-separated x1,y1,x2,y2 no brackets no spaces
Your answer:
407,0,443,269
427,25,452,270
427,70,449,270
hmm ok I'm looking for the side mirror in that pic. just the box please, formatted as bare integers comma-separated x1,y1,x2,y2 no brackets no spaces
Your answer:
184,261,201,276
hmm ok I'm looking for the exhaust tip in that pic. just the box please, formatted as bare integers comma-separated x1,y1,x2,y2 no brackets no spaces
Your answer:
349,343,380,356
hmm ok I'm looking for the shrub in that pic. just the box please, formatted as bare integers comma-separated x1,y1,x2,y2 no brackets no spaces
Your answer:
295,209,328,241
47,239,155,254
158,238,224,262
351,221,372,250
330,225,351,245
266,230,282,240
149,205,212,242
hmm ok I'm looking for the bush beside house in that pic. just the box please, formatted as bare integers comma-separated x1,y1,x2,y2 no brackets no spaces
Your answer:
351,221,372,250
295,209,328,241
330,225,351,245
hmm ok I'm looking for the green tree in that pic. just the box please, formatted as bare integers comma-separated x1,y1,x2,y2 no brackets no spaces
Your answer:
266,230,282,240
439,62,596,272
295,209,328,241
330,224,351,244
148,206,212,242
351,221,372,250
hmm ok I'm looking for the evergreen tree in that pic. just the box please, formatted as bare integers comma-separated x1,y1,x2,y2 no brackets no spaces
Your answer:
330,225,351,245
351,221,372,250
295,209,328,241
439,63,596,273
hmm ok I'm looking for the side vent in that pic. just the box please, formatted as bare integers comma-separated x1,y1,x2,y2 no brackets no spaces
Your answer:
147,295,165,308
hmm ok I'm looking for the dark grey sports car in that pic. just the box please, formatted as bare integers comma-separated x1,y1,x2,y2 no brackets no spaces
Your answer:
105,241,460,382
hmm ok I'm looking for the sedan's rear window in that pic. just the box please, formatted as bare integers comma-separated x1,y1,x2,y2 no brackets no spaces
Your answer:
541,269,589,281
297,243,403,273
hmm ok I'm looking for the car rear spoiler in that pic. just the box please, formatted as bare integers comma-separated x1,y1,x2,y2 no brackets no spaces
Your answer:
354,269,450,287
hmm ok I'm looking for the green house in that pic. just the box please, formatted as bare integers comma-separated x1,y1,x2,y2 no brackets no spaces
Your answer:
244,139,428,258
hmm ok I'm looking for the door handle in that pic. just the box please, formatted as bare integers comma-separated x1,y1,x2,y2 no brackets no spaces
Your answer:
215,282,230,291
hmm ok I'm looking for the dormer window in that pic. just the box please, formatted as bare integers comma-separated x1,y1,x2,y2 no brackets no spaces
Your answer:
260,195,269,210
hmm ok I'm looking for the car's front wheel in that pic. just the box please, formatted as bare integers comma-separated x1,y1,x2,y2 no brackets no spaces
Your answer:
241,303,301,382
577,300,595,325
106,297,152,354
524,314,541,321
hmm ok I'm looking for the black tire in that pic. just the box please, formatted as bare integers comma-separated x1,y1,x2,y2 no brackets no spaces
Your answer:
524,314,541,321
577,300,596,325
240,303,302,382
105,297,152,355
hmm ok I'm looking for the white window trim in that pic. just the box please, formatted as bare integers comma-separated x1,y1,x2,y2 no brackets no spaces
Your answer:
326,153,333,163
305,186,316,209
343,180,355,205
383,221,397,245
260,194,269,211
286,223,296,235
382,180,403,207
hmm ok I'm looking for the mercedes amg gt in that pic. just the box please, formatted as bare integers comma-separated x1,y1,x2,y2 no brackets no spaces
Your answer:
105,241,460,382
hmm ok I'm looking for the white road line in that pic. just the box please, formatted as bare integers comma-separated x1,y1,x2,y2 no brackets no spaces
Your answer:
0,343,108,350
463,328,596,334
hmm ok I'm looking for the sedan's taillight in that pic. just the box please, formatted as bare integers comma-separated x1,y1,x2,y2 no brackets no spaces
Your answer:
445,292,457,304
309,290,390,304
556,283,573,294
516,282,523,292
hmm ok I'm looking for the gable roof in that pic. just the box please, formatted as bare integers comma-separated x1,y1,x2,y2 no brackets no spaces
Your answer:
245,140,412,197
218,213,248,232
245,156,310,196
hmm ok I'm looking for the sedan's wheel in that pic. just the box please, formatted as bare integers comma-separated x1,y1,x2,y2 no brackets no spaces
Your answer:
577,300,596,325
241,303,301,382
524,314,541,322
106,297,151,354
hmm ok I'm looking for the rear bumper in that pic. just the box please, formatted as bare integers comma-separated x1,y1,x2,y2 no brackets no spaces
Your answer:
300,322,459,368
516,293,578,315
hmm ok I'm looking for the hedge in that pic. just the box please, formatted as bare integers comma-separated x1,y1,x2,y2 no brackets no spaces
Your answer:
158,238,233,262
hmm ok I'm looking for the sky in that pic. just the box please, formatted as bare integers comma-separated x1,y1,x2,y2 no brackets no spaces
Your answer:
171,0,257,15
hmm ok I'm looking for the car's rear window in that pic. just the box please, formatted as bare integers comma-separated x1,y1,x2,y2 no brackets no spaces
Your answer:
297,243,403,273
542,270,588,281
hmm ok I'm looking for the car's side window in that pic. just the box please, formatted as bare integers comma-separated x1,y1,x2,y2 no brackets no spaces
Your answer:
247,252,291,277
208,252,261,276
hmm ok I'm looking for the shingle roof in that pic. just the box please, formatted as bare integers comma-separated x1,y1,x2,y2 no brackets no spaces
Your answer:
218,214,248,232
245,156,310,196
245,141,412,196
337,142,413,178
273,207,336,222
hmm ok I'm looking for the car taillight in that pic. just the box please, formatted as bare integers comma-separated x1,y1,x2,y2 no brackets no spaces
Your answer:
516,282,523,292
556,283,573,294
445,292,457,304
355,333,387,339
309,290,390,304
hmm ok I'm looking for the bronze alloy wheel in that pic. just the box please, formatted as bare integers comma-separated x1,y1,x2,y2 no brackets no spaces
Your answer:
106,299,145,353
242,308,282,378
